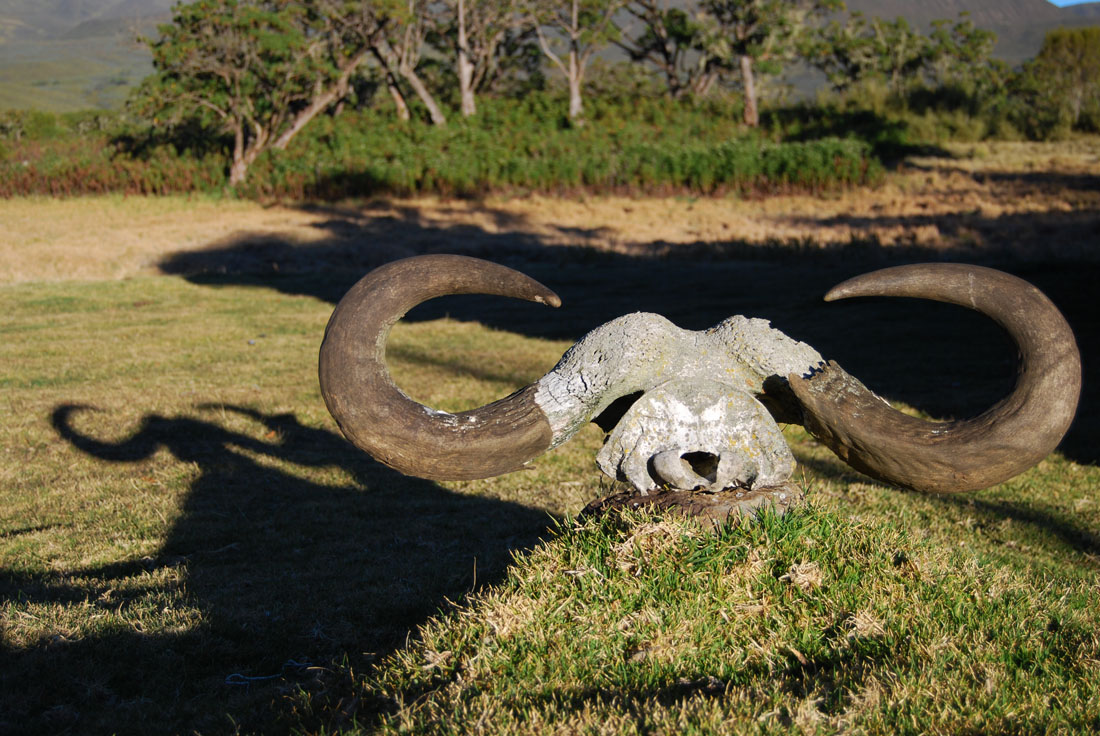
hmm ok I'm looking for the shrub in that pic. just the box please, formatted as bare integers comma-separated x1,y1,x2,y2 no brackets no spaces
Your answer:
1,95,883,199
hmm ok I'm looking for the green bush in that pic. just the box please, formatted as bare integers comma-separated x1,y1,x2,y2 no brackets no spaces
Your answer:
1,95,883,199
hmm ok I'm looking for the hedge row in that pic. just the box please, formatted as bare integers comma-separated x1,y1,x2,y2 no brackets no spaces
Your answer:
0,99,882,199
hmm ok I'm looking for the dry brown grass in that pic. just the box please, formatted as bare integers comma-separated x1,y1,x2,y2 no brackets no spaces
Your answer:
2,140,1098,285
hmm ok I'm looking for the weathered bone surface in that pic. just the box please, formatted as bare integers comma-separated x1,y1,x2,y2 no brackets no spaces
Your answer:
532,312,823,453
595,378,795,492
318,255,1082,500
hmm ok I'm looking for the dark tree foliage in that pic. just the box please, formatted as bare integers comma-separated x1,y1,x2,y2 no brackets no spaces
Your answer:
701,0,842,127
116,0,1100,187
132,0,379,185
615,1,722,99
806,11,1001,95
1027,26,1100,132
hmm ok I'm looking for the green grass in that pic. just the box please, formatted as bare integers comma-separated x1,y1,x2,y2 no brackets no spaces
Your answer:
357,503,1099,734
1,269,1097,734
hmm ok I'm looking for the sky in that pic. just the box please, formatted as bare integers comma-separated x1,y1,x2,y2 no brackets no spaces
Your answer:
1049,0,1097,5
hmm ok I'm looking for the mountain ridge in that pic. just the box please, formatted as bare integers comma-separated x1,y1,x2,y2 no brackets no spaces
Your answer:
843,0,1100,62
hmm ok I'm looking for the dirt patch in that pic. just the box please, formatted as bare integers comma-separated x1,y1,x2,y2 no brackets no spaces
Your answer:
1,140,1098,284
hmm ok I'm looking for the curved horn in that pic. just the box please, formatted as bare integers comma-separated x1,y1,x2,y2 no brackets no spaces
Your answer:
788,264,1081,493
318,255,561,481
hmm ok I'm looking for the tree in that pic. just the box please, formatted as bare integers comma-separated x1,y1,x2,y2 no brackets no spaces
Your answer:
806,12,1002,98
272,0,390,149
369,0,448,126
926,13,998,89
808,12,945,96
615,0,722,99
1031,26,1100,128
804,12,886,92
701,0,841,127
433,0,530,116
134,0,372,185
456,0,478,115
525,0,627,121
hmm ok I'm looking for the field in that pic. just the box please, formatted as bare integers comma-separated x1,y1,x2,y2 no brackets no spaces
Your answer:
1,141,1099,734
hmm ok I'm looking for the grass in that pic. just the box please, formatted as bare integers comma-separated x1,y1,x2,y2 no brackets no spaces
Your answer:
2,271,1097,734
0,275,601,734
0,37,153,113
1,169,1098,733
359,503,1100,734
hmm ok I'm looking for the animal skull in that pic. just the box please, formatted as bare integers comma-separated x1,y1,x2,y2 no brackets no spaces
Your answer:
318,255,1081,496
595,377,796,492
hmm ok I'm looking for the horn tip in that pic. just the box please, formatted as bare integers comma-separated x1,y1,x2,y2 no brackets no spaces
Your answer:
540,293,563,309
823,284,856,302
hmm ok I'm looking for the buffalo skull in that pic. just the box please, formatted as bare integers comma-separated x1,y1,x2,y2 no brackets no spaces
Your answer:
318,256,1080,500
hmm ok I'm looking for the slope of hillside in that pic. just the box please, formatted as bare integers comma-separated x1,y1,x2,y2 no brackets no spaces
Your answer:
845,0,1062,26
0,0,167,111
0,0,170,40
844,0,1100,63
1063,1,1100,18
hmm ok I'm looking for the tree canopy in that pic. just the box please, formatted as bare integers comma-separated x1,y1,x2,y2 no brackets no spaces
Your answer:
130,0,1100,184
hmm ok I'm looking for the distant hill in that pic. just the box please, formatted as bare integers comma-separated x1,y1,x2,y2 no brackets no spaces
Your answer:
0,0,170,111
0,0,172,41
844,0,1100,64
1063,2,1100,17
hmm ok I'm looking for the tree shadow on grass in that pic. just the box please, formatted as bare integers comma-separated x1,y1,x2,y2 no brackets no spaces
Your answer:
155,195,1097,466
761,104,948,164
0,403,554,735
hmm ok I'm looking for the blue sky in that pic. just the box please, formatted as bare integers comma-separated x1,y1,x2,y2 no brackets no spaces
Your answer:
1049,0,1097,5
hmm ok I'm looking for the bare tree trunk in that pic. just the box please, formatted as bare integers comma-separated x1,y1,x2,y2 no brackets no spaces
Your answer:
568,47,583,121
230,124,248,186
691,71,718,98
376,38,447,126
272,48,370,151
457,0,476,116
271,85,341,151
568,0,583,122
229,122,268,186
373,48,412,121
387,78,411,120
740,54,758,127
401,64,448,126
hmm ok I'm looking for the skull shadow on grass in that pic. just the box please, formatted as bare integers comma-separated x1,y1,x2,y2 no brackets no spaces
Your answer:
0,403,553,735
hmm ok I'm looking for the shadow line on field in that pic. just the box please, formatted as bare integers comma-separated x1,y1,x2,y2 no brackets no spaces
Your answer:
934,494,1100,560
904,160,1100,196
0,402,556,735
792,451,1100,561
